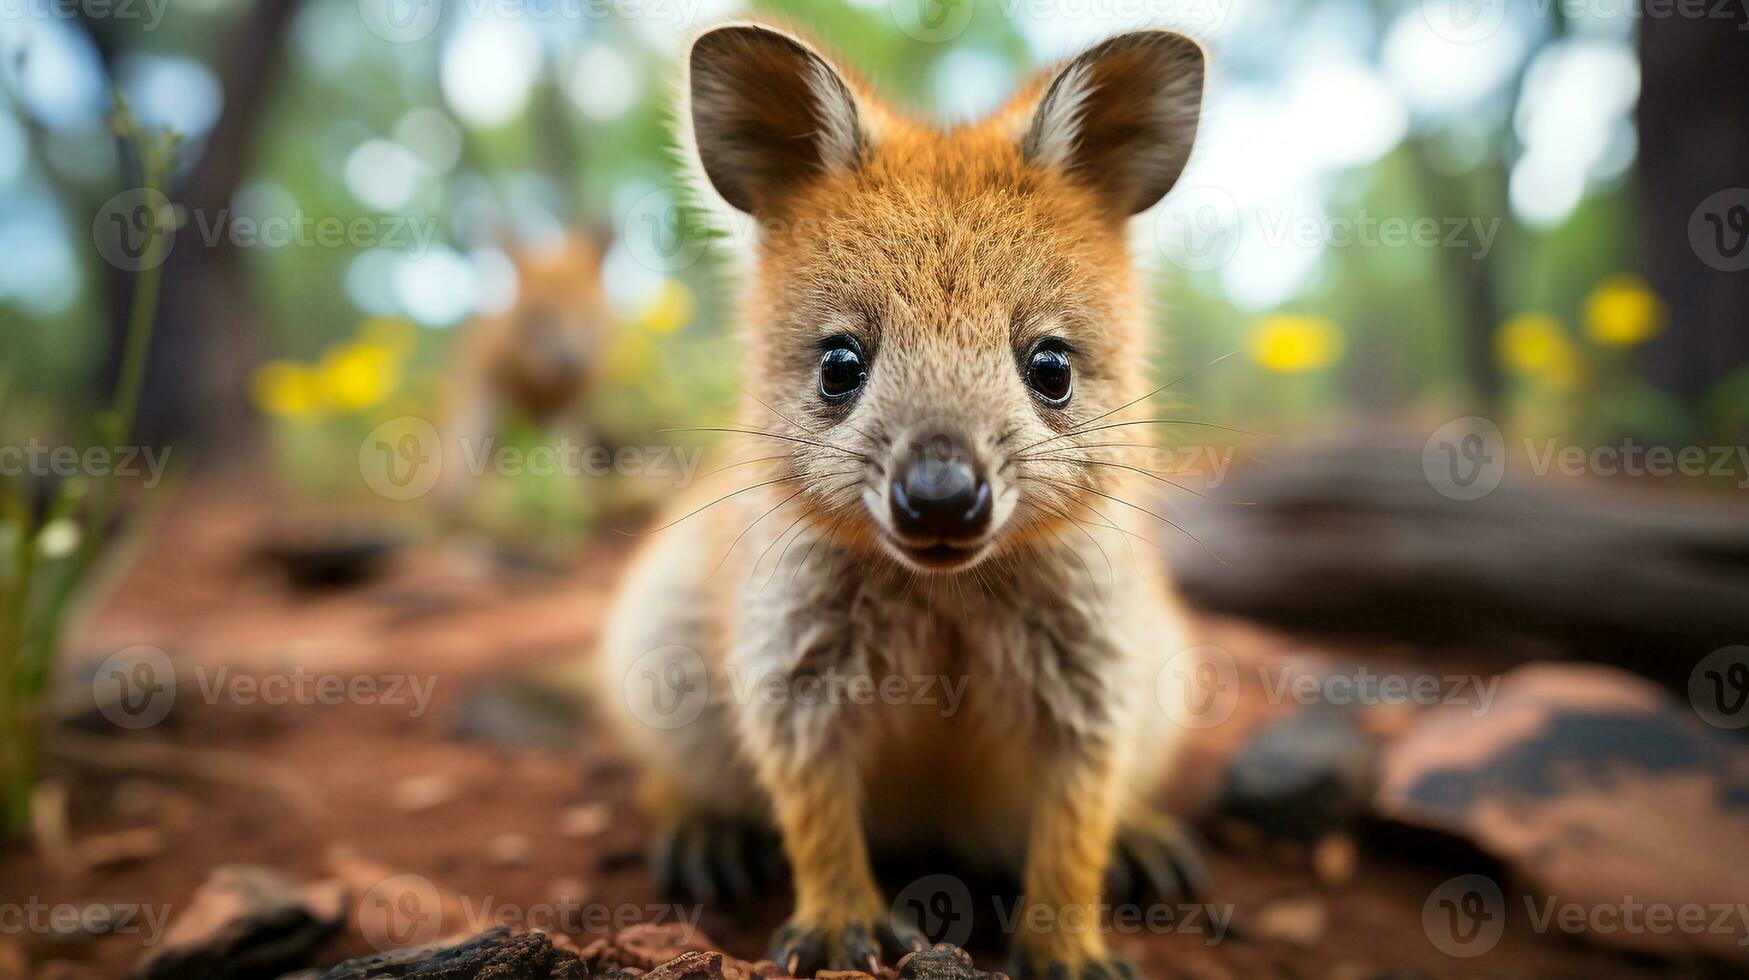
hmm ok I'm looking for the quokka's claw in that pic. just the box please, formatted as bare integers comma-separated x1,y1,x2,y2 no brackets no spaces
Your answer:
651,815,785,906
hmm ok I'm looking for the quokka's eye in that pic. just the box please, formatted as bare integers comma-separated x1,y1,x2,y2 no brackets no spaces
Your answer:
1026,340,1073,407
818,338,867,404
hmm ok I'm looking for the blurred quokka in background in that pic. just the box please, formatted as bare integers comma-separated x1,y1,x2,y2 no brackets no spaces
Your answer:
440,233,611,504
599,22,1209,980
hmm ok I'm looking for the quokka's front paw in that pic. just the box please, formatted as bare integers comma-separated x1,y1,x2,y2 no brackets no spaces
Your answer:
769,914,926,976
1006,949,1139,980
651,814,785,905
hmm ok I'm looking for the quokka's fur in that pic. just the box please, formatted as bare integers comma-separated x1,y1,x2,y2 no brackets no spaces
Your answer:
598,22,1208,979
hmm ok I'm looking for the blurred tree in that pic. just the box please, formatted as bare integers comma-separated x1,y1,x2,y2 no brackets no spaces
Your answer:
1637,9,1749,409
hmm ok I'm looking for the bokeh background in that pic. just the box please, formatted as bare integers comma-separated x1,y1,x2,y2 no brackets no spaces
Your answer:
5,0,1747,504
3,1,1749,978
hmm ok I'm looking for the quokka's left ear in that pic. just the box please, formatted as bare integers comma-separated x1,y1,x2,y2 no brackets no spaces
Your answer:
1022,30,1207,216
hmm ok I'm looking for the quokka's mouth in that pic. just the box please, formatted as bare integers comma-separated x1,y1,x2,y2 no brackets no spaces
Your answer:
881,532,990,572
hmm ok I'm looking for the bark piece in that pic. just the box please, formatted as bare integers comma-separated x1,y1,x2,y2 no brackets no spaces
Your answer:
133,865,346,980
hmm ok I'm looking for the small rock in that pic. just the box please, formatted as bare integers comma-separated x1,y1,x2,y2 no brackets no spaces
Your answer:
447,673,585,751
76,827,166,870
393,774,458,813
318,928,582,979
133,865,346,980
612,923,715,970
560,803,612,839
0,939,26,980
644,950,725,980
1251,895,1327,947
1216,706,1376,843
549,877,591,905
1312,832,1357,886
488,833,534,868
896,945,1003,980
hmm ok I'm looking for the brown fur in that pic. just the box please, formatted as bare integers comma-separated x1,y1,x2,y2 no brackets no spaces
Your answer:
598,23,1207,979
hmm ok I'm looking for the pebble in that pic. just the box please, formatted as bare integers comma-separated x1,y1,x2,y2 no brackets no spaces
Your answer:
560,803,612,839
487,832,534,868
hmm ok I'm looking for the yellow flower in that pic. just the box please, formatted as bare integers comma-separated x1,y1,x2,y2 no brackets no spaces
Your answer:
1583,275,1665,346
1247,314,1344,373
358,316,419,357
636,278,696,334
1496,312,1579,391
606,330,655,385
250,360,327,422
319,340,401,411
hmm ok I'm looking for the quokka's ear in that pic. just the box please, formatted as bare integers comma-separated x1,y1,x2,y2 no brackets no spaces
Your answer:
1023,30,1206,216
687,24,869,216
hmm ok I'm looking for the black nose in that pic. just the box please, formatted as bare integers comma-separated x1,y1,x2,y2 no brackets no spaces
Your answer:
890,435,992,541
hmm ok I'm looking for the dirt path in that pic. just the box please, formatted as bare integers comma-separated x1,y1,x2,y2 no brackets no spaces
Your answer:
0,482,1695,979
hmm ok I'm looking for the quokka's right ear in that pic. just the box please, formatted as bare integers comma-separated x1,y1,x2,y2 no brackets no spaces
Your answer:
687,24,870,216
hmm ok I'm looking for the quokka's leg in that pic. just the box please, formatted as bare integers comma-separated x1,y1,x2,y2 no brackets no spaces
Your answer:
1010,746,1136,980
741,694,922,974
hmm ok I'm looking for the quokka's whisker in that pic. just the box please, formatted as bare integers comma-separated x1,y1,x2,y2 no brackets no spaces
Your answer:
700,453,793,478
659,425,870,461
1022,455,1255,506
1053,479,1227,565
1011,350,1238,455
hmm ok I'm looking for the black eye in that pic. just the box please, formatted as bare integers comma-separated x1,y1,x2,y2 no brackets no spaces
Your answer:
818,339,867,404
1026,341,1072,406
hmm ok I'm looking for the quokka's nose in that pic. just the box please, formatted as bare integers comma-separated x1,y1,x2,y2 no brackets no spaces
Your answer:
890,434,992,541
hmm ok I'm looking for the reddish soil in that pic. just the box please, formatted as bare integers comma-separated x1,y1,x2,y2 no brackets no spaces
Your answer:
0,480,1707,979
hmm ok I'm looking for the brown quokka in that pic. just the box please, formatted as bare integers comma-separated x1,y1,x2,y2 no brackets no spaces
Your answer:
440,234,611,501
599,22,1209,980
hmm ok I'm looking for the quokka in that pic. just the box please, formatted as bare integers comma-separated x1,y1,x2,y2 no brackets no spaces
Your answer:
599,22,1209,980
